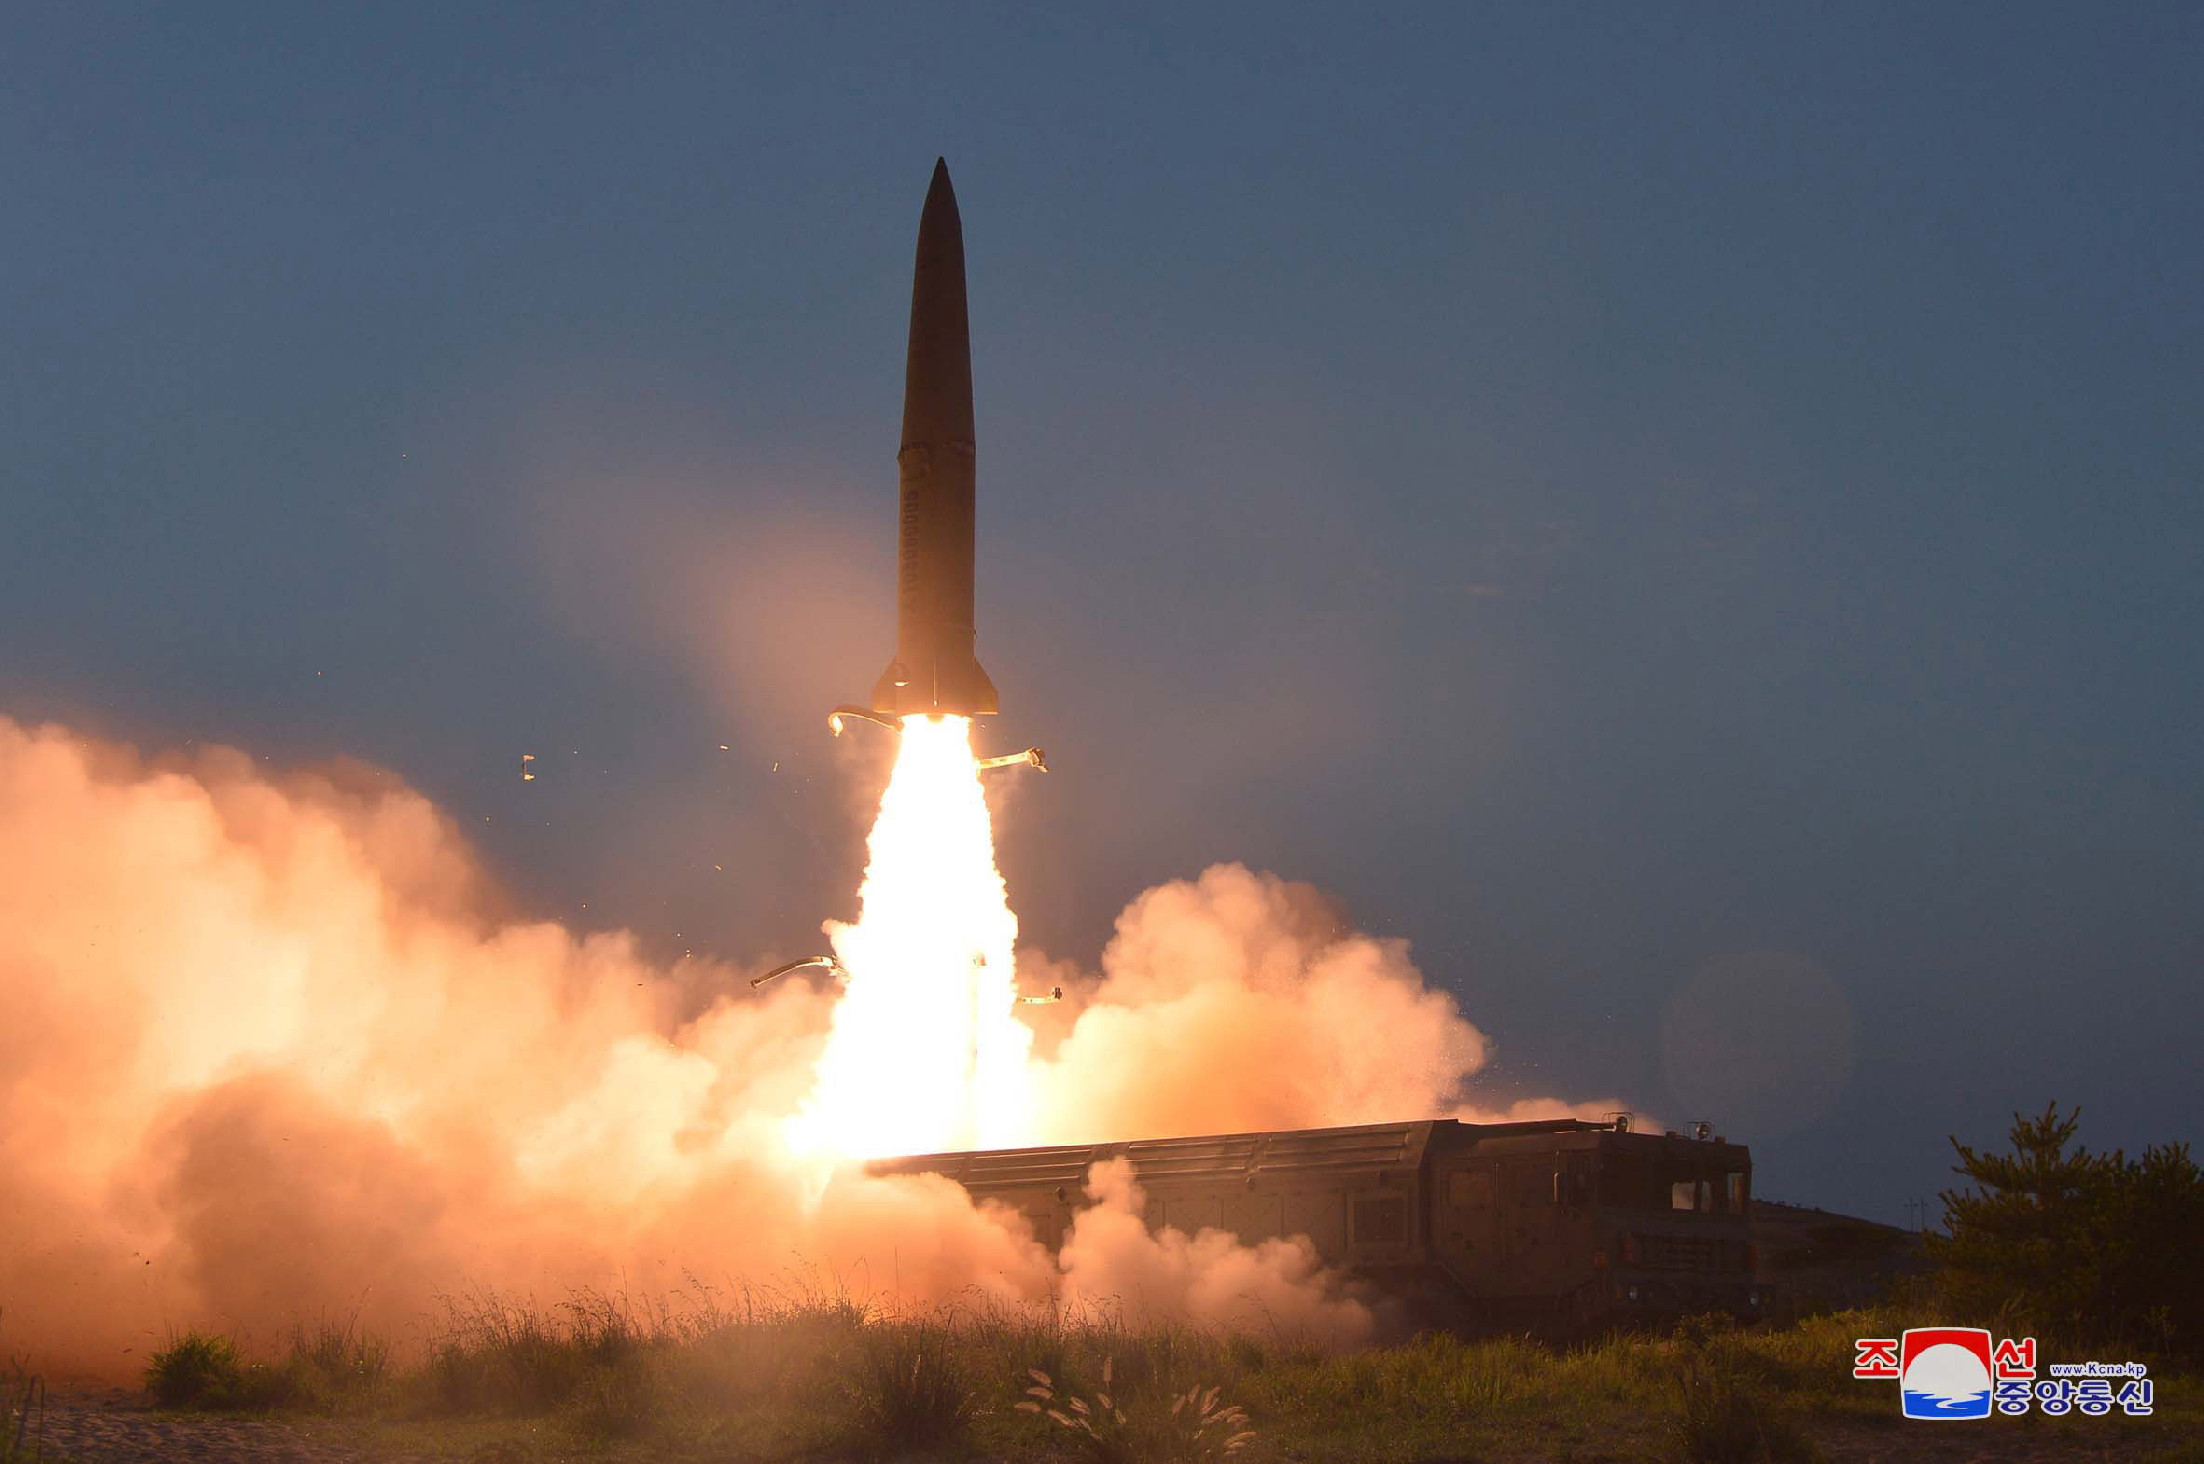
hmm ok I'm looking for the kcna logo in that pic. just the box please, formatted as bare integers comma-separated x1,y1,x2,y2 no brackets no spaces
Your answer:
1852,1329,2154,1420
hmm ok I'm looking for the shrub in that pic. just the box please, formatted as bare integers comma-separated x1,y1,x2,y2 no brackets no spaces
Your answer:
145,1332,249,1408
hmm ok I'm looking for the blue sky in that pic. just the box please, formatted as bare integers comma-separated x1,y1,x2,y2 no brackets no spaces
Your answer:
6,3,2199,1221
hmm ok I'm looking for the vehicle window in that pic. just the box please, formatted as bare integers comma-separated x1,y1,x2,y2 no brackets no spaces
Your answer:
1726,1171,1748,1211
1671,1180,1697,1212
1697,1178,1713,1213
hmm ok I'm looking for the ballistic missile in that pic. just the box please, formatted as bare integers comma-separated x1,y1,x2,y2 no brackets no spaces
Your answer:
870,158,998,719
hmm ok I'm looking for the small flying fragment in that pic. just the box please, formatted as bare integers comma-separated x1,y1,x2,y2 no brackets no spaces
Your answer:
750,955,850,991
521,753,536,782
977,747,1047,773
1014,985,1065,1005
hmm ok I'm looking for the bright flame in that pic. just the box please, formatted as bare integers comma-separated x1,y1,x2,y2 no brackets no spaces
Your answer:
788,714,1035,1159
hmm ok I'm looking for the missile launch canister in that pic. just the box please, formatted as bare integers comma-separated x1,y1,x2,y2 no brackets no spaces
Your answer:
871,158,998,719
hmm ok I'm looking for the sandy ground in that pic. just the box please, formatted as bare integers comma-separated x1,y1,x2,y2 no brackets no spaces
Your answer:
21,1390,408,1464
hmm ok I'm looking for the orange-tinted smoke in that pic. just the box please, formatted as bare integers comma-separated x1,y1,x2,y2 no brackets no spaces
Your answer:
0,717,1619,1377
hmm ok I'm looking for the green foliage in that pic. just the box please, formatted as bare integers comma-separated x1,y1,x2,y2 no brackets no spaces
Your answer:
1669,1339,1819,1464
98,1288,2203,1459
142,1318,392,1413
1930,1101,2204,1352
1675,1340,1816,1464
145,1331,249,1408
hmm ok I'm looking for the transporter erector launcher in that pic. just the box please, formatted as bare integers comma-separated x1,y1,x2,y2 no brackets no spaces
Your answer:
874,157,997,720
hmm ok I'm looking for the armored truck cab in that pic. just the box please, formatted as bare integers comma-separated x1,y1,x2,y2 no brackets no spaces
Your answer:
869,1117,1761,1331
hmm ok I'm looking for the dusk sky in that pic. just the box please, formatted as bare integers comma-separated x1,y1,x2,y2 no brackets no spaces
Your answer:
8,4,2199,1224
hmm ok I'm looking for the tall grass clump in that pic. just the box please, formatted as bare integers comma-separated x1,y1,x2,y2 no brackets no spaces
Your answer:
1669,1340,1818,1464
559,1348,660,1441
277,1316,392,1411
424,1290,652,1416
1018,1357,1255,1464
838,1317,975,1458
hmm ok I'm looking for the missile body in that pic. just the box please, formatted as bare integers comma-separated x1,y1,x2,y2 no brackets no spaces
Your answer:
872,159,998,719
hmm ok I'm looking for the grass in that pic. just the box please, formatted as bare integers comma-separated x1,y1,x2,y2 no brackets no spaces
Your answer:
1670,1341,1819,1464
115,1290,2200,1463
2,1365,44,1464
144,1315,390,1411
2,1310,46,1464
1020,1358,1256,1464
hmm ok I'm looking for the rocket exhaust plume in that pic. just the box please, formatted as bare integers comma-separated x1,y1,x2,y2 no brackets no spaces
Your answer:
789,714,1035,1159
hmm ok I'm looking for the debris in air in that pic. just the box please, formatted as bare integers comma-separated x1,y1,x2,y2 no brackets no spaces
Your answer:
751,955,850,990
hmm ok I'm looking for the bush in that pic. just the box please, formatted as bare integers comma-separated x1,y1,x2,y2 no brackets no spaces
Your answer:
142,1329,347,1412
145,1332,249,1408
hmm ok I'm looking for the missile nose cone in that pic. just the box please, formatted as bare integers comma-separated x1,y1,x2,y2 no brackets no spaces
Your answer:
902,158,974,452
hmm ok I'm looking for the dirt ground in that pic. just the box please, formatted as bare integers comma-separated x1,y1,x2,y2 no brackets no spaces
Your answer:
19,1389,2197,1464
1801,1413,2189,1464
